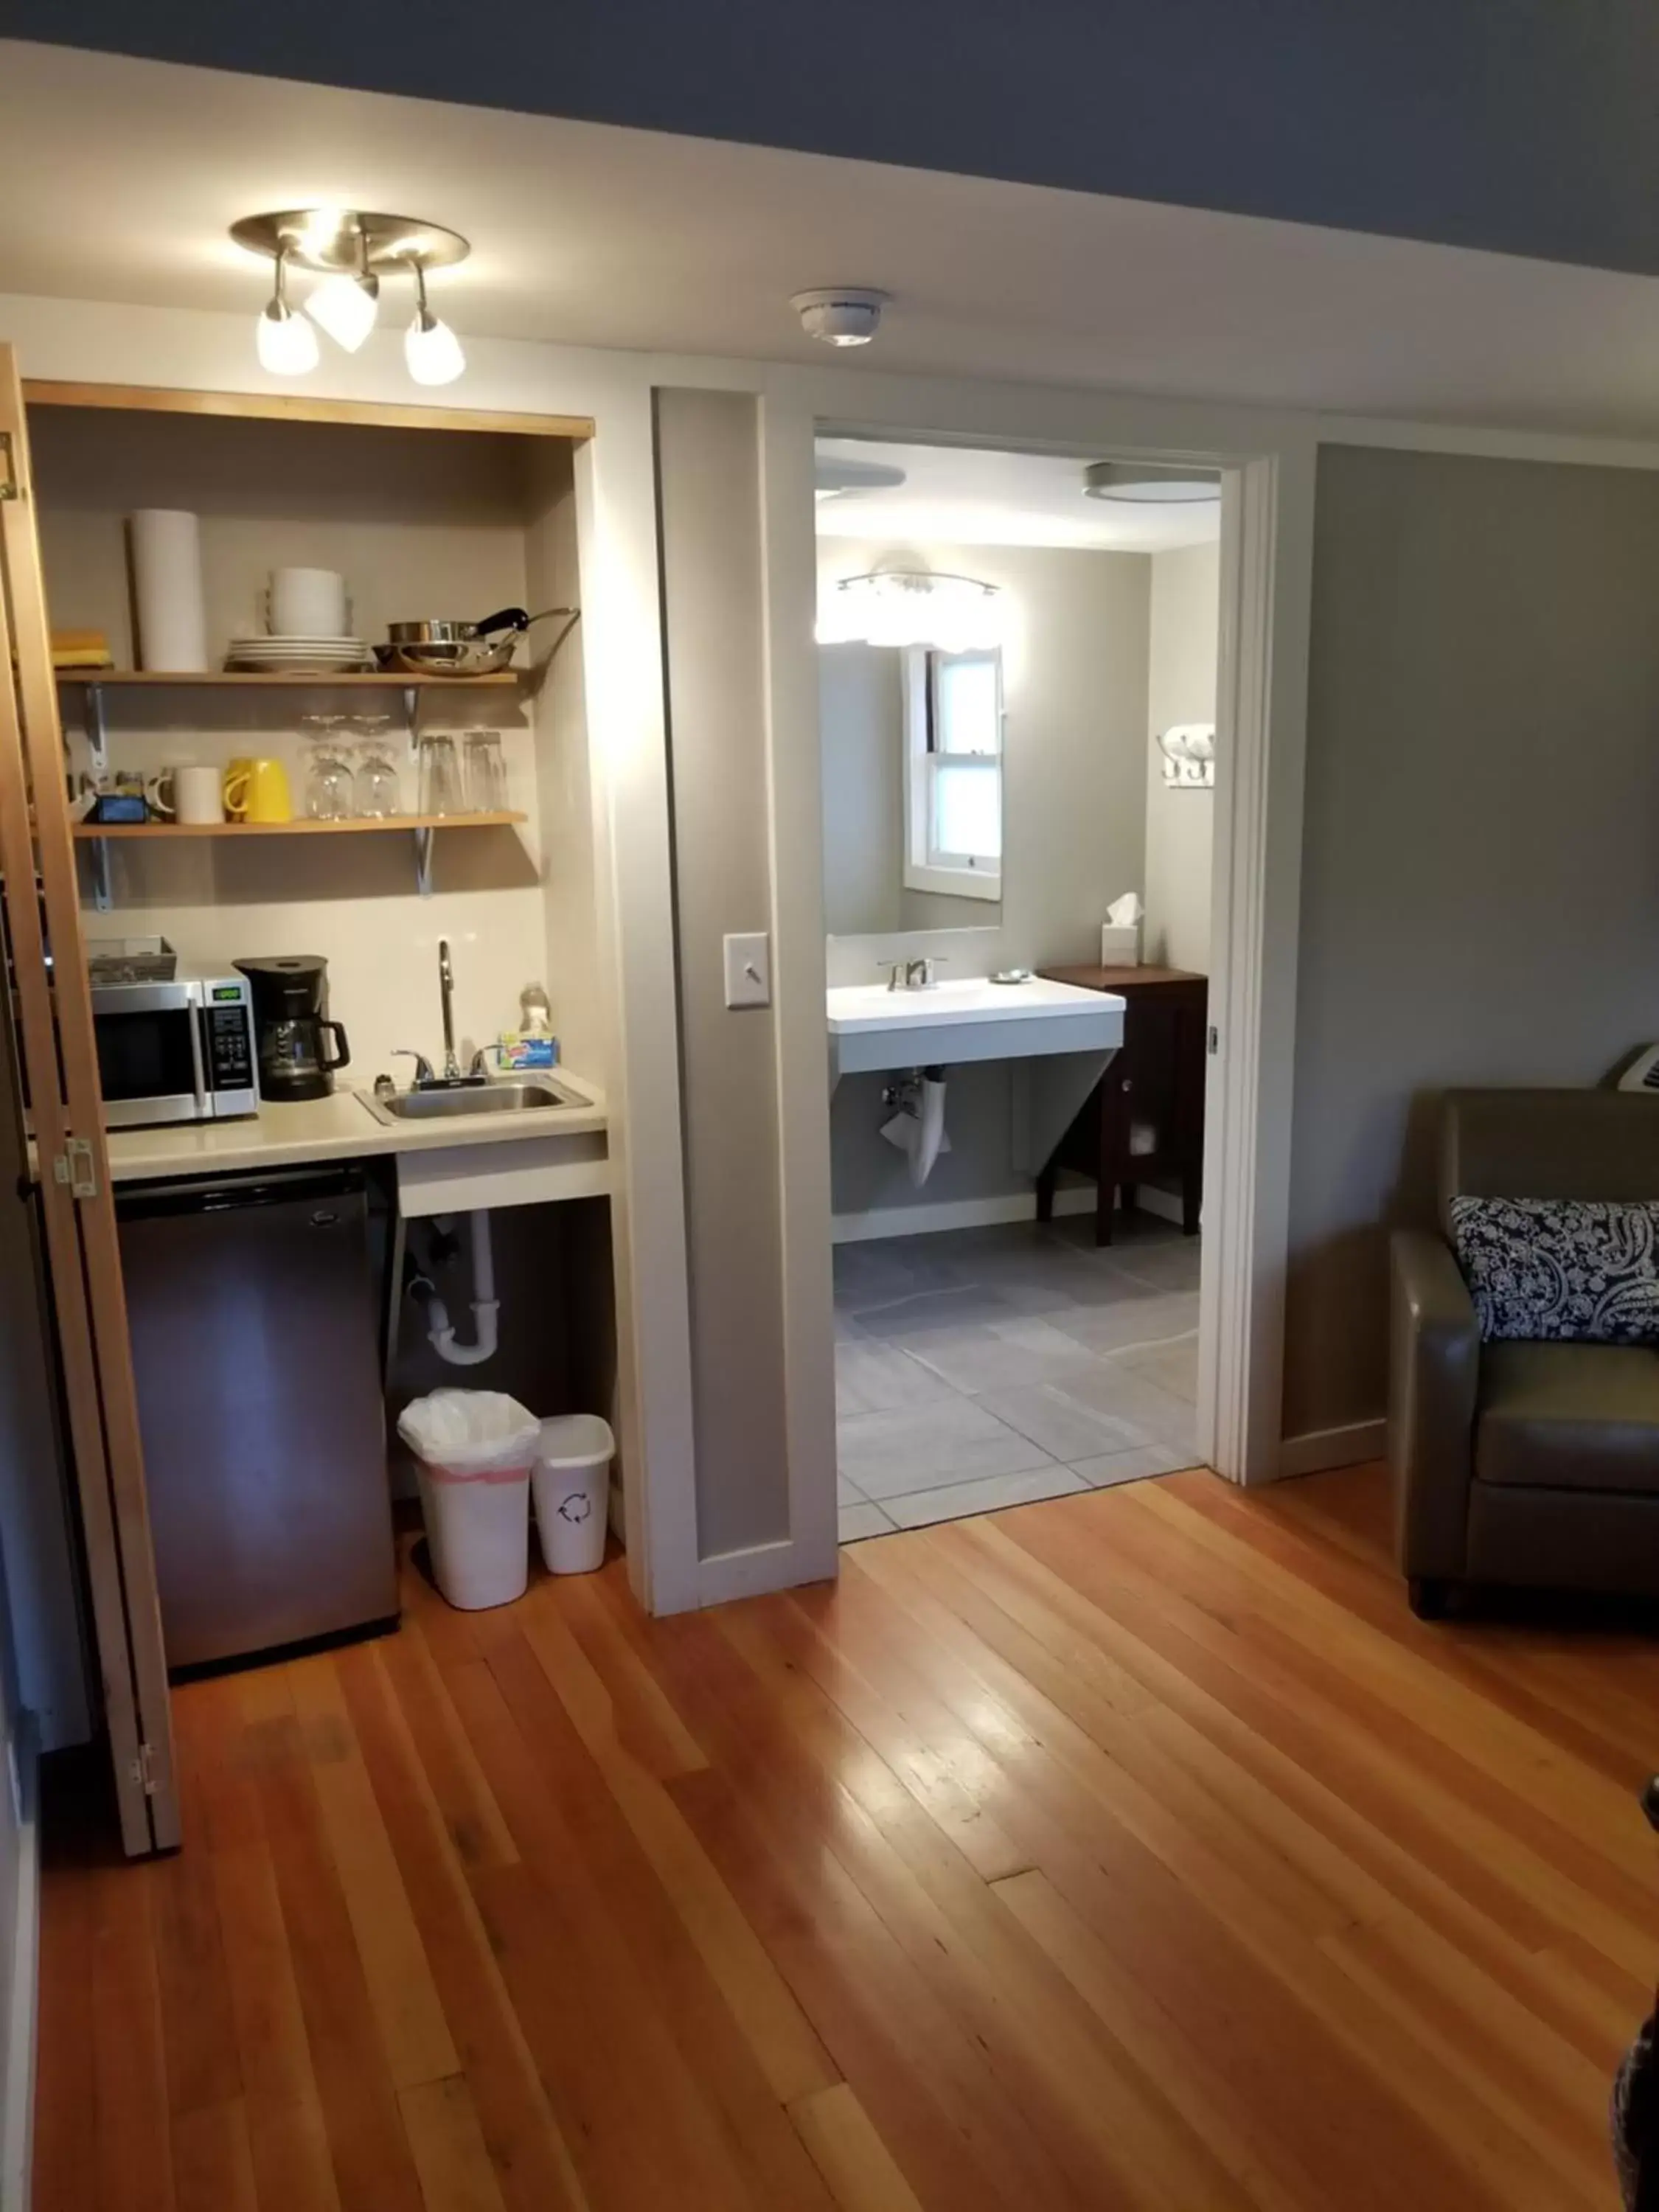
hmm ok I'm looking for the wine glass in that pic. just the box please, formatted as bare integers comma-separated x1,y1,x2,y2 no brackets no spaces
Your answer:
300,714,354,821
351,715,402,818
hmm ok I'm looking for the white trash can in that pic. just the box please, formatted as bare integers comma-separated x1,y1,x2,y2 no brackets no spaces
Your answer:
532,1413,615,1574
398,1390,541,1610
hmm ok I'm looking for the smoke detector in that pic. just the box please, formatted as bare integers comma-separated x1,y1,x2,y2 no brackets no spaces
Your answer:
791,288,889,347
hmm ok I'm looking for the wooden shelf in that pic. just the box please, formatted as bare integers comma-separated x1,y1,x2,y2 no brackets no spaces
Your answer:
73,812,525,840
55,669,521,689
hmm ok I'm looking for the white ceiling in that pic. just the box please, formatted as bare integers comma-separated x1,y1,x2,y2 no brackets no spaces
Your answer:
10,42,1659,439
815,439,1220,552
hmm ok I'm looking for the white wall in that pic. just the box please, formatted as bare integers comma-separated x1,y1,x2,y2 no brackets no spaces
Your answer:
1286,442,1659,1439
1143,540,1220,973
821,538,1150,1222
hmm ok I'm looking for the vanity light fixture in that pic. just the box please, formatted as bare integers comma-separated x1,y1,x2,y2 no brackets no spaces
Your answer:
1157,722,1217,787
232,208,469,385
819,568,1002,652
1084,461,1221,504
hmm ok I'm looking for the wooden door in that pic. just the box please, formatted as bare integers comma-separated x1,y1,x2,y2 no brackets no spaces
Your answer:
0,345,178,1854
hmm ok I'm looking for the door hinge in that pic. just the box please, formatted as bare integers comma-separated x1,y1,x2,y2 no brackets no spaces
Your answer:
52,1137,98,1200
0,432,15,501
129,1742,160,1797
1207,1024,1220,1055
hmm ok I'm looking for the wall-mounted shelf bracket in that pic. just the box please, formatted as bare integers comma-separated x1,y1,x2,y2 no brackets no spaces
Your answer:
81,681,108,774
414,825,435,897
84,836,113,912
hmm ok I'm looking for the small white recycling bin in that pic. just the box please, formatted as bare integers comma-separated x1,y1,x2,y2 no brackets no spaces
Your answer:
532,1413,616,1574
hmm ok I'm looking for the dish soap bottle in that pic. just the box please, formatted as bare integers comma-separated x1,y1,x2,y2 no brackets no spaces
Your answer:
498,981,558,1069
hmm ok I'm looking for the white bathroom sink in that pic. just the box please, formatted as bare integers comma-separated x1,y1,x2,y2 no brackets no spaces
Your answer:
827,974,1124,1077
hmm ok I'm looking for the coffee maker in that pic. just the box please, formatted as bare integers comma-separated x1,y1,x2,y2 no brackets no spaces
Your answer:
234,956,350,1102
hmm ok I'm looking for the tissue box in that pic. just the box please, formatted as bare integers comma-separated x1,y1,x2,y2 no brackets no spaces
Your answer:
1100,922,1141,967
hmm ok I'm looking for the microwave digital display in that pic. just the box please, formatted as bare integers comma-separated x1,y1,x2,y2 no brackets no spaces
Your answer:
211,984,243,1003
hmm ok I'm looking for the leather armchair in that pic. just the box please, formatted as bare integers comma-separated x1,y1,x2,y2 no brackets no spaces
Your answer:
1389,1088,1659,1616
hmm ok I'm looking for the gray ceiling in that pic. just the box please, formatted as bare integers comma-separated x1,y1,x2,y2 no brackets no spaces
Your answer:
10,2,1659,280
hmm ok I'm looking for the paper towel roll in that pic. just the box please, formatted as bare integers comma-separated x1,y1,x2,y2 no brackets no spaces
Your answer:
129,509,209,672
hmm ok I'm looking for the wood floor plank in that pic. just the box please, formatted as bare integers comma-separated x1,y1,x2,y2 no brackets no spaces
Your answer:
333,1642,591,2212
397,2075,510,2212
789,2083,928,2212
37,1466,1657,2212
286,1652,459,2092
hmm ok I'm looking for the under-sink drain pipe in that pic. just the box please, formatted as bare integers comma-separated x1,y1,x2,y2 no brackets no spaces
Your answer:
408,1211,500,1366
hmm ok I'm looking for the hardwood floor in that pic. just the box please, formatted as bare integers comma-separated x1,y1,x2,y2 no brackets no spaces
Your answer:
35,1465,1658,2211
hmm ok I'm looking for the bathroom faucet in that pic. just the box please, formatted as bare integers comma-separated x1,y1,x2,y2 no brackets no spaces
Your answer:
438,938,461,1081
880,956,946,992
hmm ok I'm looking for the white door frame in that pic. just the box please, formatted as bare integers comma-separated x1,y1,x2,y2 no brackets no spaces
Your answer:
755,380,1316,1585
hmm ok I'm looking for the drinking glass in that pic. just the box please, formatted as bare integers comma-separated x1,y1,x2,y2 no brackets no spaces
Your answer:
462,728,507,813
351,716,402,818
300,714,354,821
417,732,464,817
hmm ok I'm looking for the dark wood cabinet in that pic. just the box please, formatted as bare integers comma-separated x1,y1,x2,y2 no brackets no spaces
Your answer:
1034,965,1208,1246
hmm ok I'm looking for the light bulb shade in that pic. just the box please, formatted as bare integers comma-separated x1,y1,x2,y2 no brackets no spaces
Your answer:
256,299,320,376
305,271,379,351
405,308,465,386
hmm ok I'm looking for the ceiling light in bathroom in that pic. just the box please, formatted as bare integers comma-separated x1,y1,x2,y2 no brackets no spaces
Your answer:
814,457,908,501
792,288,890,346
818,568,1002,652
1083,462,1221,504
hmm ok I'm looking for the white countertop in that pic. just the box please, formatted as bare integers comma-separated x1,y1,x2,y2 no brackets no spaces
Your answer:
96,1069,608,1184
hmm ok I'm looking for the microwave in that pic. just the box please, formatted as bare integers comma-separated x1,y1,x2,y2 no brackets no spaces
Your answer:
91,973,260,1127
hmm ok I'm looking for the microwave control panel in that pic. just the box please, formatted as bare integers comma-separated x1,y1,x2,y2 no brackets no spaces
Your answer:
204,1002,254,1094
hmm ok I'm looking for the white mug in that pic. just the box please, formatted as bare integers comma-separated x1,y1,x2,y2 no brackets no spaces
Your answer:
146,763,224,824
268,566,347,638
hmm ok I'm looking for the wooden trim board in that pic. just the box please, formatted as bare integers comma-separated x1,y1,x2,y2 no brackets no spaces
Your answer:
22,378,594,441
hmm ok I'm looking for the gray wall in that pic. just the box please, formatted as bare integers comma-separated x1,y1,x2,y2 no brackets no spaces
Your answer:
823,540,1151,1222
1285,443,1659,1438
655,389,790,1556
28,3,1659,277
1143,540,1219,974
820,644,904,936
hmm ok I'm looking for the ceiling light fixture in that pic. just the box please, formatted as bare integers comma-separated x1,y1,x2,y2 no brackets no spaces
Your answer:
254,246,320,378
814,457,908,501
818,569,1001,652
792,288,889,347
405,262,466,387
1083,461,1221,505
232,208,469,385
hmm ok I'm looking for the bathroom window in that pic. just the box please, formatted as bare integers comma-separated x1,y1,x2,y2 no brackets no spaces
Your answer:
902,647,1004,901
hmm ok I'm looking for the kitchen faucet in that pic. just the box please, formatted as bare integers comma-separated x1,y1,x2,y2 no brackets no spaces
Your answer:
438,938,462,1081
388,939,487,1090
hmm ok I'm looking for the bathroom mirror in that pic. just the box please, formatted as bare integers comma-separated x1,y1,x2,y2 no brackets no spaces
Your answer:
819,639,1005,934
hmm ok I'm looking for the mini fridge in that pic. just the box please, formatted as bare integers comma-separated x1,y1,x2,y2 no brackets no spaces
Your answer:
116,1165,397,1672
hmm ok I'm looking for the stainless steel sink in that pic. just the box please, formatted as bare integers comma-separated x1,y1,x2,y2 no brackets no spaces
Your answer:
360,1077,582,1125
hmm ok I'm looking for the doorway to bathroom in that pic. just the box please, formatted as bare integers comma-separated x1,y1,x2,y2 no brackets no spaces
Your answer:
815,438,1222,1540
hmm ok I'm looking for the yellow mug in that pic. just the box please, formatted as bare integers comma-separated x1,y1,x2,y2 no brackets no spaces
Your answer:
223,756,291,824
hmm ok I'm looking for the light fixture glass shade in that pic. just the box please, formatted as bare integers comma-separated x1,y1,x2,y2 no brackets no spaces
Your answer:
406,307,465,386
305,271,379,351
256,299,319,376
818,570,1001,652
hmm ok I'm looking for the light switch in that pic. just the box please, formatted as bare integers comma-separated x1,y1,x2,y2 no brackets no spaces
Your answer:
723,931,771,1009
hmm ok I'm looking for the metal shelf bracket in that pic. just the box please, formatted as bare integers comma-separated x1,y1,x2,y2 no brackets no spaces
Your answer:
414,825,435,897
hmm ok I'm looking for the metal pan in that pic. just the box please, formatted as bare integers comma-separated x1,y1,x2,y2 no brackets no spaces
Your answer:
375,606,577,677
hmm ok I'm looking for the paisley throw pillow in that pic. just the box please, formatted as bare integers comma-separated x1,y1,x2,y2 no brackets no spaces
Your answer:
1449,1195,1659,1344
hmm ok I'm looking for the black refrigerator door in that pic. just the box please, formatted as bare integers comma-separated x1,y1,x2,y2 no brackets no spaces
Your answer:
117,1171,397,1671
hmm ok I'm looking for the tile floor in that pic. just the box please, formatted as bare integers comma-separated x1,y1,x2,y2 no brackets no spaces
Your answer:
835,1210,1202,1540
